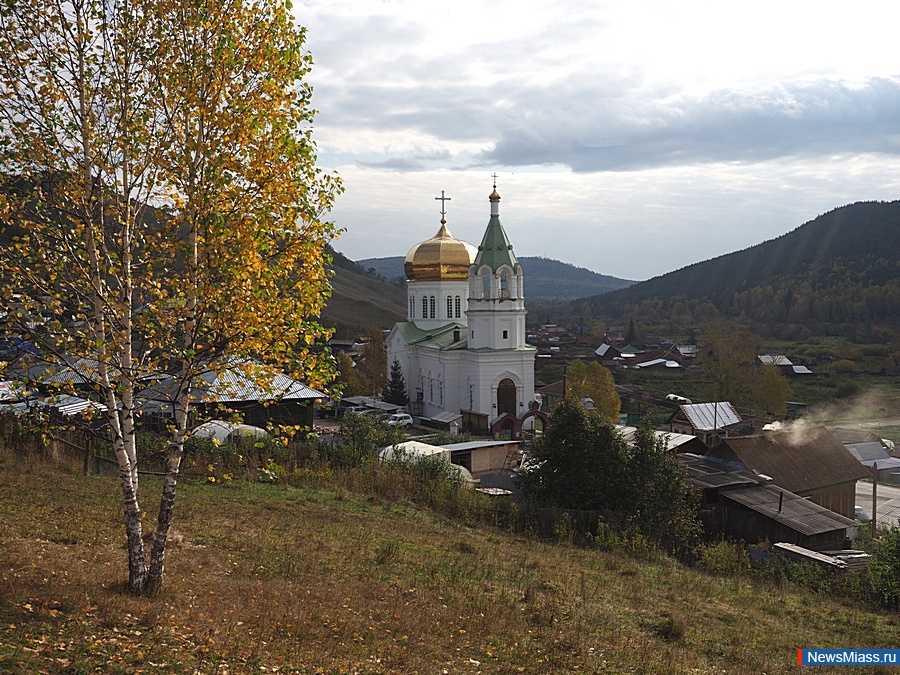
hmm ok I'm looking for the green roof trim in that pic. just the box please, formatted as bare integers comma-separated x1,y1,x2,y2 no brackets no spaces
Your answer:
472,214,520,273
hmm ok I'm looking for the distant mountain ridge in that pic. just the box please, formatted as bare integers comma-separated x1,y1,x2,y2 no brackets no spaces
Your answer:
357,255,634,302
573,200,900,336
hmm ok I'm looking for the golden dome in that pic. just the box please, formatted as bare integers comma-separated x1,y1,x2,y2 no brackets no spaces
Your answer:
404,223,477,282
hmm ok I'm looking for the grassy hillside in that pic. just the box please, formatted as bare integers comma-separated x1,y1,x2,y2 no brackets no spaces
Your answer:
321,248,407,336
357,255,634,302
2,450,898,674
575,201,900,338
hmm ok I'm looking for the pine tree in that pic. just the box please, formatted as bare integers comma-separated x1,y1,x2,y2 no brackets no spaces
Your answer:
625,317,637,345
385,359,409,406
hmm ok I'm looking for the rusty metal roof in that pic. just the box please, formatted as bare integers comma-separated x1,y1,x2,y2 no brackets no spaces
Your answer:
713,426,871,493
721,484,857,537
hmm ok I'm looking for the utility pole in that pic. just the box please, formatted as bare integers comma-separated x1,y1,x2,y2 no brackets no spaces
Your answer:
872,461,878,531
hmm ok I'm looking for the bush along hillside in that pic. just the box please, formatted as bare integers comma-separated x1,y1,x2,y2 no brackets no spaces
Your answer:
576,201,900,340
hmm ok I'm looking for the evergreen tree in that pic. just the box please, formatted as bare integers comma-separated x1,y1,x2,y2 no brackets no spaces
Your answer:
517,401,698,537
625,317,637,345
385,359,409,406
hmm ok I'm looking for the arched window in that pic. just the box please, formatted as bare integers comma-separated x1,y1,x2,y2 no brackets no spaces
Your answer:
455,295,461,318
499,269,509,299
422,296,428,318
409,295,415,318
446,295,453,319
429,295,436,319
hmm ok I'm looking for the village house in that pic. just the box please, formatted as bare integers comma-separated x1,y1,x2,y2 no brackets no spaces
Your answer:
680,454,858,551
668,401,743,446
704,426,870,519
757,354,813,376
135,360,325,430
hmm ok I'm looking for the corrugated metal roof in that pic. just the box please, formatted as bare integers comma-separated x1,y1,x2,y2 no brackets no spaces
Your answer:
0,394,106,417
429,411,463,424
680,402,742,431
341,396,402,413
877,497,900,528
856,456,900,471
616,425,704,451
715,426,871,493
721,484,856,536
830,427,882,445
678,453,762,489
441,440,513,451
0,380,30,401
758,354,793,366
137,361,324,404
846,441,891,463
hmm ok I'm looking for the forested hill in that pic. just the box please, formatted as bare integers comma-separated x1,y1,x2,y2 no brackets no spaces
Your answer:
573,200,900,338
357,255,634,302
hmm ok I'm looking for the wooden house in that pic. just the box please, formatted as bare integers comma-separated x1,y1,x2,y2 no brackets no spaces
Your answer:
706,426,870,519
668,401,743,446
680,454,858,551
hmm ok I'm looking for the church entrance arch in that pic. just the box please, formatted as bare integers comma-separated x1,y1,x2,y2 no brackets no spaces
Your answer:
496,378,516,417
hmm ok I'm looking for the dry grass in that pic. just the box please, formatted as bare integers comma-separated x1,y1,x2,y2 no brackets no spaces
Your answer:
1,450,898,674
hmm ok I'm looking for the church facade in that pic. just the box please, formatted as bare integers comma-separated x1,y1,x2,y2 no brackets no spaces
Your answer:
386,182,536,433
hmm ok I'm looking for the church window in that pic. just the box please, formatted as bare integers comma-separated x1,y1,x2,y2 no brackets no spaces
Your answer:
499,269,509,299
429,295,436,318
454,295,461,318
422,296,428,318
409,295,415,318
446,296,453,318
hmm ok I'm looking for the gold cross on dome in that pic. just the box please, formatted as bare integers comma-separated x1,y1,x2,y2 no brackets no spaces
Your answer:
435,190,451,223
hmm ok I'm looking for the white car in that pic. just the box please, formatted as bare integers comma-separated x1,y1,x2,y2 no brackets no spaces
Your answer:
387,413,413,427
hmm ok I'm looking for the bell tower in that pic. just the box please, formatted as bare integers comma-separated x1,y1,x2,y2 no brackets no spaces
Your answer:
466,177,527,350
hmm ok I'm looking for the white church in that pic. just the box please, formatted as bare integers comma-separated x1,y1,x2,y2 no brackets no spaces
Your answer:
386,180,539,436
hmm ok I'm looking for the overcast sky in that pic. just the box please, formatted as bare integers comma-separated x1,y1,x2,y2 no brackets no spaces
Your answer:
297,0,900,281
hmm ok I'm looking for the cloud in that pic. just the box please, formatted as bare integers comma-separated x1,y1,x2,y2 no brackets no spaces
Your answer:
485,77,900,172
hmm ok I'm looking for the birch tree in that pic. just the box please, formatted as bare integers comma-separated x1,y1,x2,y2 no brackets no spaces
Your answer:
0,0,340,594
564,359,620,423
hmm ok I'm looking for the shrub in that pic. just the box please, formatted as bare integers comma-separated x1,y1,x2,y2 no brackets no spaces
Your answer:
831,359,858,373
868,528,900,610
701,540,750,575
834,380,861,399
